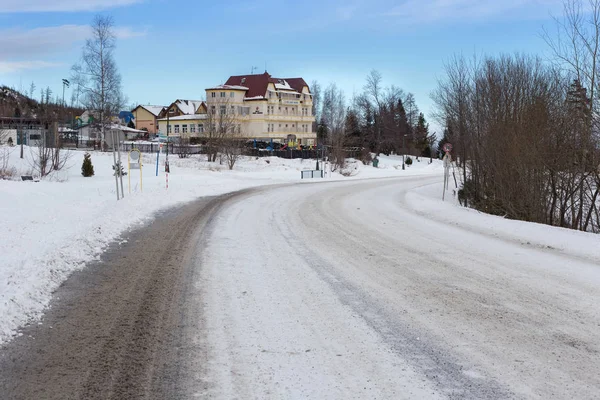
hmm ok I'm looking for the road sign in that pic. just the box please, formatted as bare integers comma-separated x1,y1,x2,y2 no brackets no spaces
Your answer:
443,143,453,153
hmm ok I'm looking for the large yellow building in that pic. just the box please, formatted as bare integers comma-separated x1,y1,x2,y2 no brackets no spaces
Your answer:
204,72,316,145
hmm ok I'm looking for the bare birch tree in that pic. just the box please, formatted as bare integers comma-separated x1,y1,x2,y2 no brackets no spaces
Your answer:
71,15,124,151
321,83,346,170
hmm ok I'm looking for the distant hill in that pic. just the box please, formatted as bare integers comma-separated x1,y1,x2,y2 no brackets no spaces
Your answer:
0,85,84,122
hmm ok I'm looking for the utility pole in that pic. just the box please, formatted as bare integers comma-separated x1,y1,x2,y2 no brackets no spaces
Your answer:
165,109,172,188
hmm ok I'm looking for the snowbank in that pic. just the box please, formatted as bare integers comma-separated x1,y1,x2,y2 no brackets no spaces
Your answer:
0,146,442,344
405,182,600,263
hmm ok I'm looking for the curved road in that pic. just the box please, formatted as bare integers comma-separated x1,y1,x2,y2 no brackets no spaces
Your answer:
1,176,599,399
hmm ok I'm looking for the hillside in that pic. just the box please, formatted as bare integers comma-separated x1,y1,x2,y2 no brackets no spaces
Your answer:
0,86,84,121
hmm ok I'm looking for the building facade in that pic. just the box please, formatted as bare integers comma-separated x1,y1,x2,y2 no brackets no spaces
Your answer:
157,114,207,138
131,105,165,134
205,72,316,145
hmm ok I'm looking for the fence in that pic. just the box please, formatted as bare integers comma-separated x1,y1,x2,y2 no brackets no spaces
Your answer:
121,142,203,155
300,170,324,179
244,148,328,160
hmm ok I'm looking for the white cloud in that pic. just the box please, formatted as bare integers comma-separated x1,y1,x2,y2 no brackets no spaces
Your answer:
0,24,146,73
0,0,143,13
0,24,146,58
0,61,64,74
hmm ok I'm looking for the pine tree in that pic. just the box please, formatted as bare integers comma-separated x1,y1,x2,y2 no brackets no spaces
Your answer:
81,152,95,177
414,113,433,157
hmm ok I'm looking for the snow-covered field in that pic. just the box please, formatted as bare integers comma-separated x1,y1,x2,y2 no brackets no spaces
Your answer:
0,146,443,344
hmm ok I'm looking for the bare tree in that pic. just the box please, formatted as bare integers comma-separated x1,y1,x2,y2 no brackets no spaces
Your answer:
28,82,36,99
321,83,347,170
204,97,238,162
311,80,322,123
29,121,72,178
71,15,125,150
221,125,245,170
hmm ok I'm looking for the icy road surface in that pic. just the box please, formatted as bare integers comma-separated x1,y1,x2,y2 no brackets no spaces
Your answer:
197,176,600,399
1,176,598,399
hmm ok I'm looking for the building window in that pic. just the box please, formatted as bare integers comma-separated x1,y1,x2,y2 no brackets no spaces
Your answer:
167,124,172,134
174,125,180,133
231,106,235,114
182,124,188,133
269,92,272,98
211,106,216,113
220,105,226,114
211,92,216,98
198,124,204,133
267,124,270,132
220,92,225,97
230,92,235,98
190,124,195,133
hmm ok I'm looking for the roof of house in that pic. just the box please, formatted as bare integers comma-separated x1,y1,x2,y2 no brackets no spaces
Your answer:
157,114,207,121
222,72,310,98
174,100,205,115
133,105,165,117
206,85,249,91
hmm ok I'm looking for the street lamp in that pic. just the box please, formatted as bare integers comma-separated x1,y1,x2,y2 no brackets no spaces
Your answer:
62,79,70,107
402,134,407,170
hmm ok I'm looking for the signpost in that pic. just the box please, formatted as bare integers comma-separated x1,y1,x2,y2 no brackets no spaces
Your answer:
128,149,143,194
442,143,454,201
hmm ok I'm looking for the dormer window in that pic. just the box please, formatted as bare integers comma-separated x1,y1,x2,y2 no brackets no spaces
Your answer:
241,78,246,84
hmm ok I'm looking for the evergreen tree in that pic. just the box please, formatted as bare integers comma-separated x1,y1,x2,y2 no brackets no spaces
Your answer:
81,152,95,177
7,137,13,146
414,113,433,157
344,109,362,146
45,86,52,105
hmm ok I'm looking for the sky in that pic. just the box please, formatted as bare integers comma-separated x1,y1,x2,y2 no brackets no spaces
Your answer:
0,0,567,135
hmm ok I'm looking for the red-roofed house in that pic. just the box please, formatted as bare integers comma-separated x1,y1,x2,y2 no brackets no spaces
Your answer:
205,72,316,145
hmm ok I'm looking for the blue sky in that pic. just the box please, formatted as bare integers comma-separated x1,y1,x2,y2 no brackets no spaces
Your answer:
0,0,565,134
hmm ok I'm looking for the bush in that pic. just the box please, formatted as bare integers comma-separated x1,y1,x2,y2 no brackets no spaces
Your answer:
7,137,13,146
405,156,413,166
81,152,94,177
359,148,372,165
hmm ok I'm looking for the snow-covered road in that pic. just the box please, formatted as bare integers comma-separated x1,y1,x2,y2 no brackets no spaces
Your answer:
197,177,600,399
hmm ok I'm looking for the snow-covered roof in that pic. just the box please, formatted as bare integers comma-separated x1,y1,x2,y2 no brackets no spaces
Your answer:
109,124,147,133
274,80,296,91
174,100,204,115
206,84,250,91
58,127,77,133
244,96,266,100
137,105,165,116
157,114,207,121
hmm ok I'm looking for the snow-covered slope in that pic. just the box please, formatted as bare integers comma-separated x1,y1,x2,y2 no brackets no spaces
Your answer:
0,147,442,344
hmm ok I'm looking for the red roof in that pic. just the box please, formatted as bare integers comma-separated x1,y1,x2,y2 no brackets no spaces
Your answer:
224,72,310,98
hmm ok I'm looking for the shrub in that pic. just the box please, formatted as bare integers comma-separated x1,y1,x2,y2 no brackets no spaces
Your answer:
81,152,94,177
7,137,13,146
405,156,413,166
